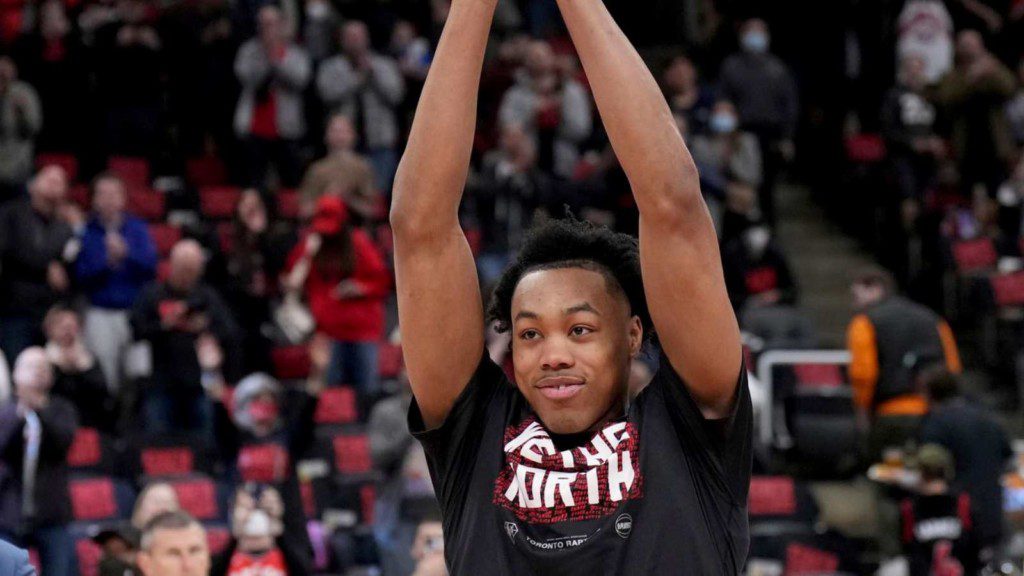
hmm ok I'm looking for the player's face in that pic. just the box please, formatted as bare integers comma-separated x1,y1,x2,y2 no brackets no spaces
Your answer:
137,525,210,576
510,267,642,435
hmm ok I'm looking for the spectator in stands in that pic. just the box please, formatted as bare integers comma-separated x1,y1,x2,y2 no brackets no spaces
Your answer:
136,511,210,576
722,223,798,312
203,337,326,568
0,165,74,363
0,347,78,576
498,39,592,180
302,0,340,63
234,4,311,189
0,538,33,576
846,266,962,461
223,189,295,374
1005,59,1024,147
130,239,241,435
719,18,799,224
317,20,406,192
473,122,555,285
900,444,980,576
883,54,946,230
0,57,42,203
284,197,390,397
662,54,715,135
390,20,432,85
298,113,378,223
410,513,446,576
895,0,954,85
76,172,158,393
919,369,1012,553
210,485,311,575
43,305,117,433
12,0,87,156
97,481,182,576
93,0,163,160
369,364,435,576
933,30,1017,196
689,99,763,240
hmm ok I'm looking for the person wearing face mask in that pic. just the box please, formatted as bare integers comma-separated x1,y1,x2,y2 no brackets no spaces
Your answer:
211,485,311,575
719,18,799,225
932,30,1017,197
689,99,763,242
43,305,118,433
722,224,798,313
203,338,327,569
0,165,75,363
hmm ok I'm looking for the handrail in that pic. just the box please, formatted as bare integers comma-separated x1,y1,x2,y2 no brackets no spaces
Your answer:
755,350,851,447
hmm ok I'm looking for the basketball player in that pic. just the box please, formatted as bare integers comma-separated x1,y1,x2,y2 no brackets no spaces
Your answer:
389,0,752,572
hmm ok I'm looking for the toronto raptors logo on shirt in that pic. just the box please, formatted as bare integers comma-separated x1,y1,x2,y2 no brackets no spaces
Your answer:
492,417,643,524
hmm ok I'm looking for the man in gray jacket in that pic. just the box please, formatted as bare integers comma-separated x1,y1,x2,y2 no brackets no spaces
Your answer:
0,57,42,203
497,40,592,180
317,21,405,193
234,4,311,188
0,539,34,576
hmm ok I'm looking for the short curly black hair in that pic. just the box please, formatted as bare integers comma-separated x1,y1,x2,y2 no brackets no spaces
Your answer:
486,217,653,339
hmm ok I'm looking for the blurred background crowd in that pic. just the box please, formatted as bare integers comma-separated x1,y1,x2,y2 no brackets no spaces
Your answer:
0,0,1023,574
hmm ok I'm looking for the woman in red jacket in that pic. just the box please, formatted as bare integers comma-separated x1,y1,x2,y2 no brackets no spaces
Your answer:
285,196,391,398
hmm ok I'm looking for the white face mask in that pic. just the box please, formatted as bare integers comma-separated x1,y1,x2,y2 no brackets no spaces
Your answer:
242,510,272,538
741,31,769,54
744,227,771,257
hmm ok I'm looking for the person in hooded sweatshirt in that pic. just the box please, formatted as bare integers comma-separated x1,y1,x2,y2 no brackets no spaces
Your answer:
200,335,328,567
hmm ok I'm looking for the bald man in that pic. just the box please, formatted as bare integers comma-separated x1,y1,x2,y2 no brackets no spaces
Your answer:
130,240,241,435
0,347,78,576
0,165,74,362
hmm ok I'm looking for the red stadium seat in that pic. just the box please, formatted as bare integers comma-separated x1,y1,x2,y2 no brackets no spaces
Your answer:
69,478,118,521
952,238,997,273
314,387,358,425
148,224,182,258
793,364,844,388
75,538,102,576
108,156,151,190
68,184,90,209
199,186,242,220
237,443,291,483
992,272,1024,307
785,542,840,575
844,134,886,164
35,152,79,182
127,189,166,222
272,345,311,381
67,428,102,469
206,525,232,555
748,476,797,517
185,156,228,187
140,446,196,477
170,477,220,521
277,189,302,220
332,434,372,474
378,343,403,379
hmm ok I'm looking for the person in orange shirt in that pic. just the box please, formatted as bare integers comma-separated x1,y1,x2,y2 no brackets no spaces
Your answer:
846,266,961,462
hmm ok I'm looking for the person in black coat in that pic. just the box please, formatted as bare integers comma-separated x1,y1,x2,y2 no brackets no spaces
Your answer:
43,305,118,433
0,347,78,576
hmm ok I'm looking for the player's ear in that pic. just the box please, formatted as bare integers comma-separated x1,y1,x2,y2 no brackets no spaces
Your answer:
628,316,642,357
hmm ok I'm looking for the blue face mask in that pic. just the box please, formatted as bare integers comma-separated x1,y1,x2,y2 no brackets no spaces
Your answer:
710,113,738,134
741,31,769,54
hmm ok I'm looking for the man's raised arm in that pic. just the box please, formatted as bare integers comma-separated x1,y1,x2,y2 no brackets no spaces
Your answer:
555,0,741,417
389,0,496,428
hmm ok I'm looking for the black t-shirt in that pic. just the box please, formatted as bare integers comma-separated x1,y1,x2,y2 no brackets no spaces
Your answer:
900,492,979,576
409,352,753,575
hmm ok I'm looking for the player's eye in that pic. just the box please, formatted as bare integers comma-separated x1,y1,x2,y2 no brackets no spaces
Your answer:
520,329,540,340
570,326,593,337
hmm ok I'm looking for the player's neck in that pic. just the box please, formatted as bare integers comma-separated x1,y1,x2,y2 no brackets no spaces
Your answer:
547,398,625,451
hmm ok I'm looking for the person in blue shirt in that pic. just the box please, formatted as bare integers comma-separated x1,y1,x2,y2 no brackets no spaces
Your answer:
0,538,34,576
75,172,157,394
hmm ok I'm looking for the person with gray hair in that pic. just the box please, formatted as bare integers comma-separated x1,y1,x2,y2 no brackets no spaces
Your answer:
136,511,209,576
0,347,78,576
